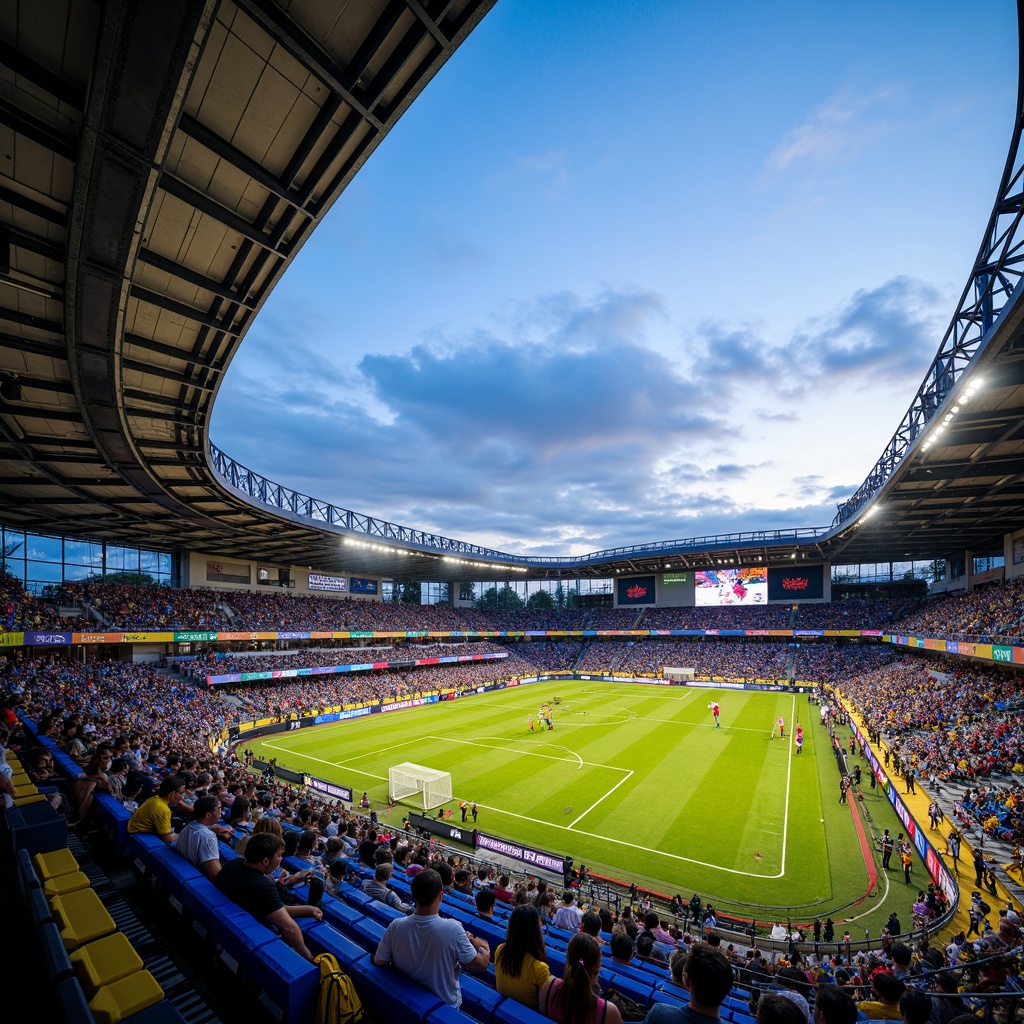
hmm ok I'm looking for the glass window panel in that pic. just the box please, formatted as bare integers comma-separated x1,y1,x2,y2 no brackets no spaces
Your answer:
65,539,104,566
63,564,96,581
158,552,171,573
25,534,63,562
106,546,140,572
2,529,25,552
25,560,64,583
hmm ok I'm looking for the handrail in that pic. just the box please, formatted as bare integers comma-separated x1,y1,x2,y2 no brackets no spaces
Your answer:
210,441,830,567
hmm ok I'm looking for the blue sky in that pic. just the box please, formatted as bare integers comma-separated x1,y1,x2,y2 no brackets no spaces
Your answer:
211,0,1019,557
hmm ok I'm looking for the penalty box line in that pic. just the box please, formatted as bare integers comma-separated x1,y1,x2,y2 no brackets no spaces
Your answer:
433,736,634,831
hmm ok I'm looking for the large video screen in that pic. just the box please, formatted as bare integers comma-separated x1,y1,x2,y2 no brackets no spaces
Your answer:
767,564,824,601
695,567,768,606
617,575,656,605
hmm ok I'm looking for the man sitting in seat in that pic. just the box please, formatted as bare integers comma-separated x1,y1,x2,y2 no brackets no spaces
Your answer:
127,775,186,845
373,867,490,1009
176,795,234,880
643,944,734,1023
362,862,413,913
214,831,323,962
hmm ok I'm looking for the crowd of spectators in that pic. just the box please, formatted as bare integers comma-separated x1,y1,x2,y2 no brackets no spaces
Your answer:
574,640,790,680
178,640,512,682
890,577,1024,644
2,573,1023,643
834,656,1024,839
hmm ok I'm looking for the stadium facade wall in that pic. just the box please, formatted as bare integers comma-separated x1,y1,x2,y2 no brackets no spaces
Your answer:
181,550,383,600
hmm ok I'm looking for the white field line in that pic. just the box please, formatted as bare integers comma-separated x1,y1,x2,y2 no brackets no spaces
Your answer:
262,689,797,881
779,693,795,876
257,738,389,781
429,735,602,771
470,800,782,878
568,770,634,829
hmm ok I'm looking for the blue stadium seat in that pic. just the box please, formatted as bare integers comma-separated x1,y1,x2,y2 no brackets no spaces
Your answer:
93,792,131,854
119,1001,191,1024
179,875,239,944
606,971,654,1009
5,800,67,855
349,914,387,953
358,960,444,1023
248,940,319,1023
210,903,278,976
493,997,550,1024
546,946,566,978
306,922,368,971
364,897,405,927
459,974,504,1024
54,975,93,1024
340,884,374,910
652,987,688,1010
38,918,75,984
429,1005,479,1024
322,894,365,940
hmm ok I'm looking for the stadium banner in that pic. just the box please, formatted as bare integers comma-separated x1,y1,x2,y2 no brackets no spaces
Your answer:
993,645,1014,663
314,708,372,724
204,650,507,685
308,572,347,592
475,831,566,875
409,812,475,847
848,719,957,904
24,631,73,645
302,775,354,803
767,565,825,601
616,575,656,605
0,625,935,648
382,695,439,713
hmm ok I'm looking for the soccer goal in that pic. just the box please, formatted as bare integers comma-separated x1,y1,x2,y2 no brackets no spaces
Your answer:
388,762,453,810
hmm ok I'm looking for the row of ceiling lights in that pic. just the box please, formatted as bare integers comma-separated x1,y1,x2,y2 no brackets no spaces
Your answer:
921,378,983,452
343,537,529,572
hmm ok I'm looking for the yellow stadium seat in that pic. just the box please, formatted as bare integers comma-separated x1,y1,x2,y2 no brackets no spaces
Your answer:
34,848,81,880
43,870,92,898
88,970,164,1024
50,888,117,950
70,932,145,995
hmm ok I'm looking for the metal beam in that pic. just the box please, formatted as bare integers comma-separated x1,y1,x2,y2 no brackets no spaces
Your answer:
137,248,256,310
233,0,385,132
0,184,66,227
130,285,241,335
158,174,286,255
0,98,77,161
177,115,305,214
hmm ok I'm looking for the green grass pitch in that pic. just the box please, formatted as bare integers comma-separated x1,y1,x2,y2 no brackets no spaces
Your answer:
250,681,885,922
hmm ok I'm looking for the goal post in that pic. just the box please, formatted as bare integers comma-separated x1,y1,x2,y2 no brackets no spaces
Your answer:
388,762,453,810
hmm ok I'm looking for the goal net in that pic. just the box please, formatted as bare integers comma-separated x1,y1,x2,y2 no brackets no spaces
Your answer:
388,762,453,811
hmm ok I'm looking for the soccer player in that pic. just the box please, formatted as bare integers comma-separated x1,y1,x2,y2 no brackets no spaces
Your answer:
776,716,785,739
528,717,535,732
711,701,720,728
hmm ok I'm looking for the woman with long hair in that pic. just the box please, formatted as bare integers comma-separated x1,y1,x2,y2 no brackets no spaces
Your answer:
539,932,623,1024
494,905,551,1009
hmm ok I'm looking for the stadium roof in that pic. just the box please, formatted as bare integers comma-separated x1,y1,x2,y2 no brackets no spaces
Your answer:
2,0,1024,585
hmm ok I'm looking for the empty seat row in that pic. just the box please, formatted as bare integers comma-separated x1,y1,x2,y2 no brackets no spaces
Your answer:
15,843,180,1024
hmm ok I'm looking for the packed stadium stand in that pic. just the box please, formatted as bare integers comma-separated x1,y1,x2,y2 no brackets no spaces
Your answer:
6,0,1024,1022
